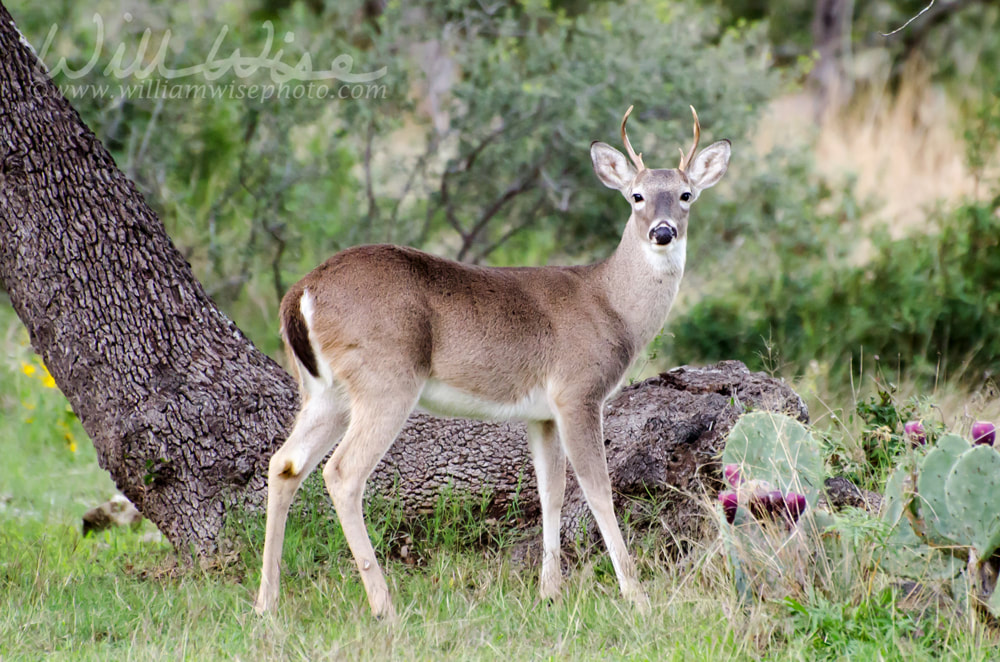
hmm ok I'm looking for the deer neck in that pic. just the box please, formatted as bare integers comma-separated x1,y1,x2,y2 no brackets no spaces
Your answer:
590,219,687,351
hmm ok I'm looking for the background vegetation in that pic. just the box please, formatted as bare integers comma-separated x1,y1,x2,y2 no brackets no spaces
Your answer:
3,0,1000,658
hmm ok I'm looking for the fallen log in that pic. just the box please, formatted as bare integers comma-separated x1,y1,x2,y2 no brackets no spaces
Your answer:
369,360,808,547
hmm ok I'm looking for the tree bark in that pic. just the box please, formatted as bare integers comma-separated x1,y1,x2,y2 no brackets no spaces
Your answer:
0,4,296,550
0,6,808,555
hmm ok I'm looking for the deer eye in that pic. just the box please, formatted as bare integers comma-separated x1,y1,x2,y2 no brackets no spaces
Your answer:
632,193,644,203
680,192,692,202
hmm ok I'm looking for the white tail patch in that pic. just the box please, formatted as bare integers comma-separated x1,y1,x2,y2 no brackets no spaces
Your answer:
298,289,335,394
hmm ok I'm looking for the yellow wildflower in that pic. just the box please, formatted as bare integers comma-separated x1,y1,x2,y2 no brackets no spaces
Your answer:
40,364,56,389
21,362,36,377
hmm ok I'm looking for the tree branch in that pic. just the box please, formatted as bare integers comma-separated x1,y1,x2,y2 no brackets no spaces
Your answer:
472,190,548,264
881,0,936,37
456,156,547,262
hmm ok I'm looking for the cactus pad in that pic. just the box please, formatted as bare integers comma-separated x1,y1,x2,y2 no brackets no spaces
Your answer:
880,461,964,580
943,445,1000,559
916,434,970,544
722,412,824,506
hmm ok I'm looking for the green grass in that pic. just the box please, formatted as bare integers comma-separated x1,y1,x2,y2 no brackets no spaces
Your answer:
2,310,998,660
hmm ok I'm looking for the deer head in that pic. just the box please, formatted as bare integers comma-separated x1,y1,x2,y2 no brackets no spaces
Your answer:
590,105,731,256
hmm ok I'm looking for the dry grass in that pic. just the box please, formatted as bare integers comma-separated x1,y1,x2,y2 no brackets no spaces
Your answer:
794,354,1000,439
756,58,997,240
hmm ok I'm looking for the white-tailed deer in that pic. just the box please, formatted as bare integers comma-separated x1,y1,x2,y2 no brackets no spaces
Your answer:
254,106,731,620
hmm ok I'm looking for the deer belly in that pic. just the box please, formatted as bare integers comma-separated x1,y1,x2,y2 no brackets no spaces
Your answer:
418,379,552,422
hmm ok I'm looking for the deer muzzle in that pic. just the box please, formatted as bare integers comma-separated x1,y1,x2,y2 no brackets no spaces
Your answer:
649,223,677,246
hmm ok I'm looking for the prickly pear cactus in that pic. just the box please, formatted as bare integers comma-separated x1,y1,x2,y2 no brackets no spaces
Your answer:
943,445,1000,561
880,433,1000,618
718,412,833,603
880,457,965,581
722,411,824,507
916,434,970,545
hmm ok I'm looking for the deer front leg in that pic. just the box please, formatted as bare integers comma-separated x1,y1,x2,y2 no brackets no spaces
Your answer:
527,420,566,601
554,402,649,612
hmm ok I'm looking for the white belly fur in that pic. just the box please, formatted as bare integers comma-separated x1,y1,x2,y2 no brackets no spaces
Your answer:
418,379,553,422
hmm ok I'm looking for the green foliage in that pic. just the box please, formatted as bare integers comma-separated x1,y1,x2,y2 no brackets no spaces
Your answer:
663,4,1000,386
855,387,906,432
782,589,937,662
668,198,1000,384
366,0,779,264
10,0,782,353
851,386,921,489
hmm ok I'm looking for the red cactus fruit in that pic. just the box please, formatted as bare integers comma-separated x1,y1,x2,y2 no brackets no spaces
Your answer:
748,493,770,520
723,464,742,487
718,491,738,524
972,421,996,446
904,420,926,446
784,492,807,522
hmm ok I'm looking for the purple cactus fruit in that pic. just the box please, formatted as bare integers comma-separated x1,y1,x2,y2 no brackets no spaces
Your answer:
718,491,738,524
723,464,742,487
748,493,770,520
766,490,785,516
904,420,926,446
972,421,996,446
784,492,807,522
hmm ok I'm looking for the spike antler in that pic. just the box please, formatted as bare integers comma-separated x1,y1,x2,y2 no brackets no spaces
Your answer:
677,106,701,172
620,105,645,173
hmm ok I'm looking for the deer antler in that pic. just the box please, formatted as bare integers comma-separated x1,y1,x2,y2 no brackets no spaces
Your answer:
621,105,645,173
677,106,701,173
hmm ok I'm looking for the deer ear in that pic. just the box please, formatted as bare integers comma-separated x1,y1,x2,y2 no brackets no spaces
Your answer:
590,141,636,193
686,139,731,194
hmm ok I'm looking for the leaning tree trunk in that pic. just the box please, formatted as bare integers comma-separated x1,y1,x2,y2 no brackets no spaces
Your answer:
0,5,296,549
0,6,808,555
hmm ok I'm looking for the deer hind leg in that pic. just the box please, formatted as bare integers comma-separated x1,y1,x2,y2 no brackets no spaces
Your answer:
527,420,566,601
322,381,421,621
255,387,349,615
555,402,649,611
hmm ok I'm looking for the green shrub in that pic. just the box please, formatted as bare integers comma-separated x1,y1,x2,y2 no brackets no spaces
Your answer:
667,197,1000,384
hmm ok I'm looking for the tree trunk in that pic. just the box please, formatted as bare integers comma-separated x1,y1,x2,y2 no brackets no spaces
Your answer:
810,0,855,117
0,4,296,550
0,6,808,555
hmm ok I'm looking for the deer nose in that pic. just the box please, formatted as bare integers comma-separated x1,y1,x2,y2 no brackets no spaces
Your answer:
649,223,677,245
